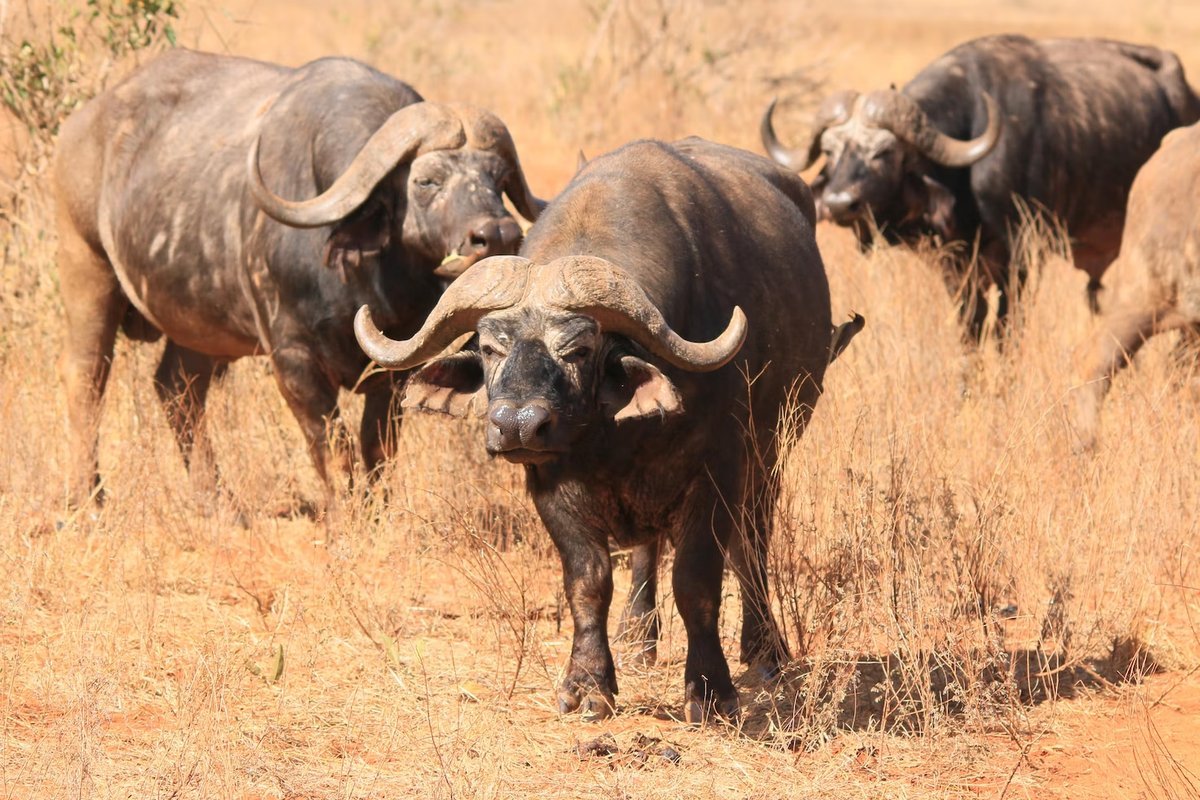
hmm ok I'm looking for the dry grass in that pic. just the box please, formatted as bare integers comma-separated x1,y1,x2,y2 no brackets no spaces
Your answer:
3,1,1200,798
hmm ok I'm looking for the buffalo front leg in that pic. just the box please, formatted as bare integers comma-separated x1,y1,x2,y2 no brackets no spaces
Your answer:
154,341,226,503
57,224,127,509
616,539,660,665
270,346,351,514
674,489,738,724
951,244,1011,345
537,493,618,720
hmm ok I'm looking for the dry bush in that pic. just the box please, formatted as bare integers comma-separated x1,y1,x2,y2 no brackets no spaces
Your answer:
0,0,180,191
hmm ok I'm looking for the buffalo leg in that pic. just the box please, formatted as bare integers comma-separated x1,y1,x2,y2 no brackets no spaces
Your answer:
1085,278,1105,315
359,373,405,480
154,341,225,502
537,493,618,719
960,282,991,344
954,244,1013,344
1068,306,1187,451
674,488,738,724
270,345,351,511
57,224,126,508
616,539,660,664
946,256,993,344
730,498,789,679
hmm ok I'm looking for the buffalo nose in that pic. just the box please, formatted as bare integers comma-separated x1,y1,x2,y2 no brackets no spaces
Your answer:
467,218,523,257
487,401,556,451
823,189,862,220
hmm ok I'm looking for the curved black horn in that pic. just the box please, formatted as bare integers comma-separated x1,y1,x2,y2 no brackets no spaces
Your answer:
537,256,747,372
863,90,1001,168
761,91,860,171
249,102,466,229
355,255,533,369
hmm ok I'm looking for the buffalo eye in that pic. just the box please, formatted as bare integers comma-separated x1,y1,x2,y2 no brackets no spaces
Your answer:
480,342,506,359
414,176,441,189
871,147,893,163
561,345,592,364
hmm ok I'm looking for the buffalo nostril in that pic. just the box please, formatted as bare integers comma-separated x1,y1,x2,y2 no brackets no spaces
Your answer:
469,230,490,251
498,219,523,250
824,191,863,219
516,404,553,447
489,403,518,431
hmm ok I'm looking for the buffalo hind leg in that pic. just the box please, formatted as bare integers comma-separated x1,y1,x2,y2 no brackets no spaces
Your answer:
730,497,789,681
154,341,229,508
57,223,126,509
359,373,405,482
1068,305,1188,451
616,539,660,665
271,345,351,519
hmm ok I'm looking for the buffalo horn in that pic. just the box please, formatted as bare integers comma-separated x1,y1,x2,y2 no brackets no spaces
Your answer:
439,104,546,222
863,90,1001,168
356,255,746,373
499,129,547,222
539,256,746,372
355,255,532,369
761,90,859,171
248,102,467,229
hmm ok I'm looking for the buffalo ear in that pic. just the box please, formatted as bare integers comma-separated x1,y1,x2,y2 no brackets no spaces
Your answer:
324,201,391,282
921,175,957,240
401,350,486,417
599,354,684,422
902,173,957,241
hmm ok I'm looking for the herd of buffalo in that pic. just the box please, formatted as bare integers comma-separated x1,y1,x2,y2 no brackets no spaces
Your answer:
48,33,1200,722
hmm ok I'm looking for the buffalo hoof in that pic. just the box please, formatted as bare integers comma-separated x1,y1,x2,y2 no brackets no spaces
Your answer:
558,687,615,721
682,682,740,725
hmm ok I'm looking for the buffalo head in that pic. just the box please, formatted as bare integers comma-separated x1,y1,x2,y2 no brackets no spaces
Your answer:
249,102,544,281
352,255,746,464
761,90,1000,237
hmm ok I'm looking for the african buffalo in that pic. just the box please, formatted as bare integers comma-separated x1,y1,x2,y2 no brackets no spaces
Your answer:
54,49,542,510
1069,122,1200,450
762,35,1200,339
355,138,862,721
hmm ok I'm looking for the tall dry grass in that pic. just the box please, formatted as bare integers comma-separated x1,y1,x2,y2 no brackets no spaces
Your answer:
2,1,1199,798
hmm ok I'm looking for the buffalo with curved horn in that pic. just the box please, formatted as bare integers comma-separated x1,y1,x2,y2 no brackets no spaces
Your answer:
763,35,1200,340
358,137,862,723
54,49,543,512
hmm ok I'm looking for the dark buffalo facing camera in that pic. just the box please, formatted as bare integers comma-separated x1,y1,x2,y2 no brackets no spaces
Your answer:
55,49,543,510
762,35,1200,339
357,138,862,722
